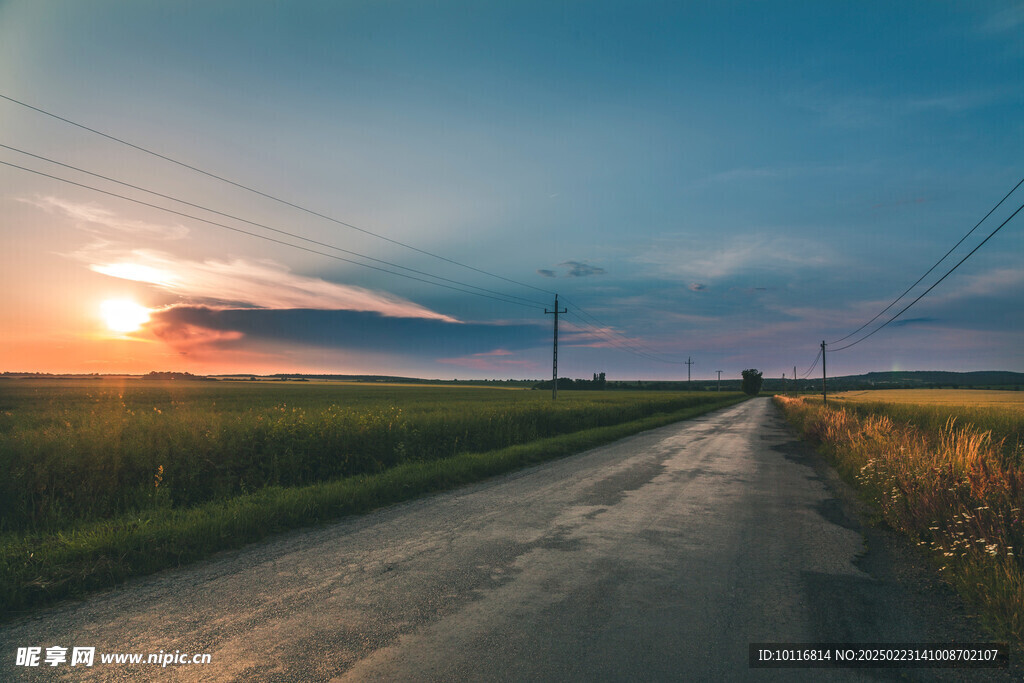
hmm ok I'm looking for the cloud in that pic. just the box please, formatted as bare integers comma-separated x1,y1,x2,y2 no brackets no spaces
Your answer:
890,317,937,328
796,89,1009,129
437,348,539,372
560,321,652,350
980,4,1024,33
148,319,246,356
85,248,458,321
145,306,546,358
635,233,834,281
23,195,190,239
538,261,607,278
688,283,707,292
40,196,456,321
560,261,606,277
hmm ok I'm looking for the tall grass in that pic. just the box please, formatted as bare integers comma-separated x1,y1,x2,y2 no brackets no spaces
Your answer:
775,395,1024,643
0,384,748,617
0,381,740,532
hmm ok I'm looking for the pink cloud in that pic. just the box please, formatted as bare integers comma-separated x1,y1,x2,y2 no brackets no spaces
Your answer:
437,349,539,372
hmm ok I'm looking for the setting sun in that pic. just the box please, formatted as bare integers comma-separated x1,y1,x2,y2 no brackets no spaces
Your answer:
100,299,151,334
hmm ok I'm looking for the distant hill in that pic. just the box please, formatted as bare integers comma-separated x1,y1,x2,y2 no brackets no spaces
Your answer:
761,370,1024,392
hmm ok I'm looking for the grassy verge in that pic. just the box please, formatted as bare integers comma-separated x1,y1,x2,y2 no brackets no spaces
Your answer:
1,394,746,620
774,395,1023,644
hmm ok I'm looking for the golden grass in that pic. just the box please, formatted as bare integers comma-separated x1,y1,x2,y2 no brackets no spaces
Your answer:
775,395,1024,644
831,389,1024,407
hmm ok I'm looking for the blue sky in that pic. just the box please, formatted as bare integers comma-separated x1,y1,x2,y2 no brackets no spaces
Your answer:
1,1,1022,379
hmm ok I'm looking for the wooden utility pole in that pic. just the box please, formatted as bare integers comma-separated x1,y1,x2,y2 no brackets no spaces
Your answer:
685,357,694,387
716,370,723,392
545,294,567,399
793,366,797,395
821,340,828,405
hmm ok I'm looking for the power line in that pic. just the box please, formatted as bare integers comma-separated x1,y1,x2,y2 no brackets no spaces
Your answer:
0,92,556,297
799,347,822,379
0,143,549,308
829,176,1024,345
830,198,1024,352
2,95,678,364
1,140,678,362
0,159,545,311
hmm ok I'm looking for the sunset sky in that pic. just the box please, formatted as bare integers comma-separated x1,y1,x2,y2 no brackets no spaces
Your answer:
1,1,1022,380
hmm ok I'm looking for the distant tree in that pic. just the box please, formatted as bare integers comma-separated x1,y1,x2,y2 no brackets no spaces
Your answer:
741,369,763,396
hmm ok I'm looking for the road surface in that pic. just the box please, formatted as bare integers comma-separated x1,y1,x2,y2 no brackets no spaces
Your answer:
1,397,1011,681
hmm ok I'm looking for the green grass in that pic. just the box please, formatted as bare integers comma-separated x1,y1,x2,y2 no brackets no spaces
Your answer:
0,380,741,532
775,395,1024,645
0,380,746,618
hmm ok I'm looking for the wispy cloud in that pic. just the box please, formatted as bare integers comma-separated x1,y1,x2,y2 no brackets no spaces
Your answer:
561,261,606,277
890,317,937,328
797,89,1010,129
537,261,606,278
980,3,1024,33
437,348,539,372
39,196,456,321
634,233,834,281
86,248,458,321
23,195,190,240
145,307,545,359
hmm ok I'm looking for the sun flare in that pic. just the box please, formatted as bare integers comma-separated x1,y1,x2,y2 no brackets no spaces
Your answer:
100,299,151,334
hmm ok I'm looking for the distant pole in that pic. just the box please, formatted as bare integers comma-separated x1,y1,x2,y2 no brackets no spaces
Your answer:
545,294,567,400
716,370,723,391
793,366,797,395
821,340,828,405
685,357,694,388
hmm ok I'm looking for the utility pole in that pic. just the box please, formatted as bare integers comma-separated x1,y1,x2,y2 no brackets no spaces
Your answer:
545,294,567,400
794,366,797,395
685,357,694,388
716,370,722,392
821,340,828,405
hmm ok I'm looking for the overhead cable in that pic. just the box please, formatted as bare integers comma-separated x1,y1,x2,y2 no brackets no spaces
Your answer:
0,93,556,298
0,159,544,310
830,176,1024,345
830,199,1024,352
0,143,549,308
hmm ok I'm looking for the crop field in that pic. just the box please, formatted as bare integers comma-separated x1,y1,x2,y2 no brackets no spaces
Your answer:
831,388,1024,407
826,389,1023,459
776,392,1024,643
0,378,745,615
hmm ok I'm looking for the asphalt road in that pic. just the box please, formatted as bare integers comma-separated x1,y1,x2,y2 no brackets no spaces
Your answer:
1,397,1013,681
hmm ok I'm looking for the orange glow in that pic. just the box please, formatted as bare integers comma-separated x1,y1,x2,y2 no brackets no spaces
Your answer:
100,299,151,333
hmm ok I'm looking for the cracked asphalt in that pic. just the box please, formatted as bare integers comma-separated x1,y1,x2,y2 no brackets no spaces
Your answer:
1,397,1014,681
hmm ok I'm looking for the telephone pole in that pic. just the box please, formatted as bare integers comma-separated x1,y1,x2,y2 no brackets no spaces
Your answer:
793,366,797,395
821,340,828,405
685,357,694,388
715,370,722,392
545,294,567,400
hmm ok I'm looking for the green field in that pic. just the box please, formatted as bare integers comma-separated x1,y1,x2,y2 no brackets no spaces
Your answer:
0,379,745,616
